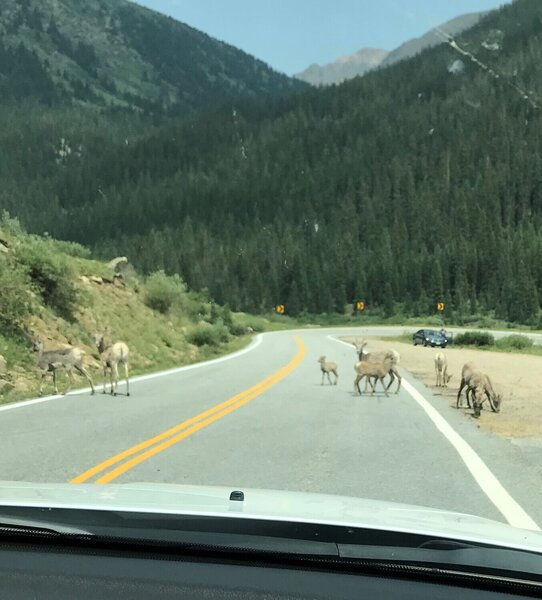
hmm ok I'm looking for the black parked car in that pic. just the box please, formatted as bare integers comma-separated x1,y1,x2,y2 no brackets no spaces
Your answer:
412,329,448,348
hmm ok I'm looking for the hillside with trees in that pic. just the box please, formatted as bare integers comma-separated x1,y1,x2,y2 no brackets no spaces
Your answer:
2,0,542,325
0,0,303,115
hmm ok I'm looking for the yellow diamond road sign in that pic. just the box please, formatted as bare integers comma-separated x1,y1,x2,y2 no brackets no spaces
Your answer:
275,304,285,314
437,302,445,312
356,301,365,311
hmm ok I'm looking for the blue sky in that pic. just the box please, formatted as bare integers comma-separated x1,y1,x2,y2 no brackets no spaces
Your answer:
134,0,510,75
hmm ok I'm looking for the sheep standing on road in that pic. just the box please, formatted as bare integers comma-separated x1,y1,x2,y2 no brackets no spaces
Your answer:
353,352,396,397
33,338,95,396
353,339,401,393
318,356,338,385
93,334,130,396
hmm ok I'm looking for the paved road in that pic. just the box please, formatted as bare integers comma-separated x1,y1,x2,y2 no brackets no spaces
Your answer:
0,327,541,530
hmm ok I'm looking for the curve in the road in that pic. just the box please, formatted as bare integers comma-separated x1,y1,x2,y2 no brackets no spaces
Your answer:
71,335,307,484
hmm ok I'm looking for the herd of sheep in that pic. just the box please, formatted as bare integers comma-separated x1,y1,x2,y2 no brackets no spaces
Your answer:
319,339,502,418
31,332,502,419
32,334,130,397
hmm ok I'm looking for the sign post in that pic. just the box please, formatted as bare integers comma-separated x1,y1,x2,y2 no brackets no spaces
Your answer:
436,302,445,313
275,304,285,315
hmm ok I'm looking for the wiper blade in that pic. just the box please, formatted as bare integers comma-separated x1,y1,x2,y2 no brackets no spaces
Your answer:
0,516,93,537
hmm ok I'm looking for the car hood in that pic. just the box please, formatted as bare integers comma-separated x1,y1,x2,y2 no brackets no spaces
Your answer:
0,481,541,552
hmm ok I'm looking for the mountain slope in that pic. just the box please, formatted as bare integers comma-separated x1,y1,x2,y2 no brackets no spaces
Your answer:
3,0,542,324
294,11,486,86
0,0,303,114
0,215,267,403
295,48,388,86
381,11,486,67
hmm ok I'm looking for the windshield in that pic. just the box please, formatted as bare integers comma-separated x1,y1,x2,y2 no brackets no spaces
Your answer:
1,0,542,554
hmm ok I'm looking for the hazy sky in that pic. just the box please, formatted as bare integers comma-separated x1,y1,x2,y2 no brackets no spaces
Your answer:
133,0,510,75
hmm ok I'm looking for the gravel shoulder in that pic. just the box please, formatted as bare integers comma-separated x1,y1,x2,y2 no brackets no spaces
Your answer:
341,336,542,439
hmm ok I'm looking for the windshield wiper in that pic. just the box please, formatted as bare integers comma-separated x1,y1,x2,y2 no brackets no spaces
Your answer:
0,516,93,537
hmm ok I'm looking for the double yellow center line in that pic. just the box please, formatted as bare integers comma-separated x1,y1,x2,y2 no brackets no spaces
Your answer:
71,335,306,484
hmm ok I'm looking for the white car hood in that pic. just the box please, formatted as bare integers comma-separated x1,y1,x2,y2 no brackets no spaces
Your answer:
0,480,541,553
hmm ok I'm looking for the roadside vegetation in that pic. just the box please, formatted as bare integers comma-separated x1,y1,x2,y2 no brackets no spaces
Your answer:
383,331,542,357
0,214,283,404
2,213,540,405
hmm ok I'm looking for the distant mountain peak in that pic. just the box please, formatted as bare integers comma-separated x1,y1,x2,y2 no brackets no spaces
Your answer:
294,48,388,86
295,10,486,87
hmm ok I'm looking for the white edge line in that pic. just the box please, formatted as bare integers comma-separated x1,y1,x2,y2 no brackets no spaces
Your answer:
0,334,263,414
328,335,539,531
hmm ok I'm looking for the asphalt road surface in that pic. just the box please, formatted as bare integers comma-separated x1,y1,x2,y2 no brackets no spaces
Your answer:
0,327,541,531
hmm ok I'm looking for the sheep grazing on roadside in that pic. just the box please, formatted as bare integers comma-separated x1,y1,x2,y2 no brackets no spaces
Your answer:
317,356,338,385
353,339,401,393
93,334,130,396
457,362,501,417
434,352,452,387
353,352,396,397
456,362,477,408
468,372,502,417
33,338,95,396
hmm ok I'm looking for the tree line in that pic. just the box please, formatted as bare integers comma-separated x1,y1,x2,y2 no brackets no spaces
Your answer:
2,0,542,324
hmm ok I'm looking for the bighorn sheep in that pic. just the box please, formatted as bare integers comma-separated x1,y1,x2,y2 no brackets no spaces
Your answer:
434,352,452,387
468,372,502,417
457,362,501,417
456,362,477,408
353,339,402,393
354,352,396,397
93,334,130,396
33,338,95,396
318,356,338,385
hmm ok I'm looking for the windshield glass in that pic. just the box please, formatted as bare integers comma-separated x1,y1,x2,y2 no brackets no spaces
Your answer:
1,0,542,551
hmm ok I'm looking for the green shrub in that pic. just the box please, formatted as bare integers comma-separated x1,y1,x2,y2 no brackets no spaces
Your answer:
187,322,231,347
478,317,498,329
0,259,32,334
244,320,264,333
16,238,77,320
47,239,91,258
454,331,495,346
144,270,186,314
495,335,533,350
228,322,246,336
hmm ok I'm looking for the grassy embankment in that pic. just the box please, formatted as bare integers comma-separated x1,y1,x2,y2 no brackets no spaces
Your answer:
0,216,290,404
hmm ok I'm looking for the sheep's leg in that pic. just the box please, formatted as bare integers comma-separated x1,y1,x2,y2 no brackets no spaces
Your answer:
102,367,108,394
393,368,402,393
354,374,362,395
456,379,466,408
321,371,325,385
38,371,46,396
64,368,74,395
332,369,338,385
112,364,120,395
74,364,95,395
124,362,130,396
385,370,395,391
380,375,389,397
466,387,475,409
